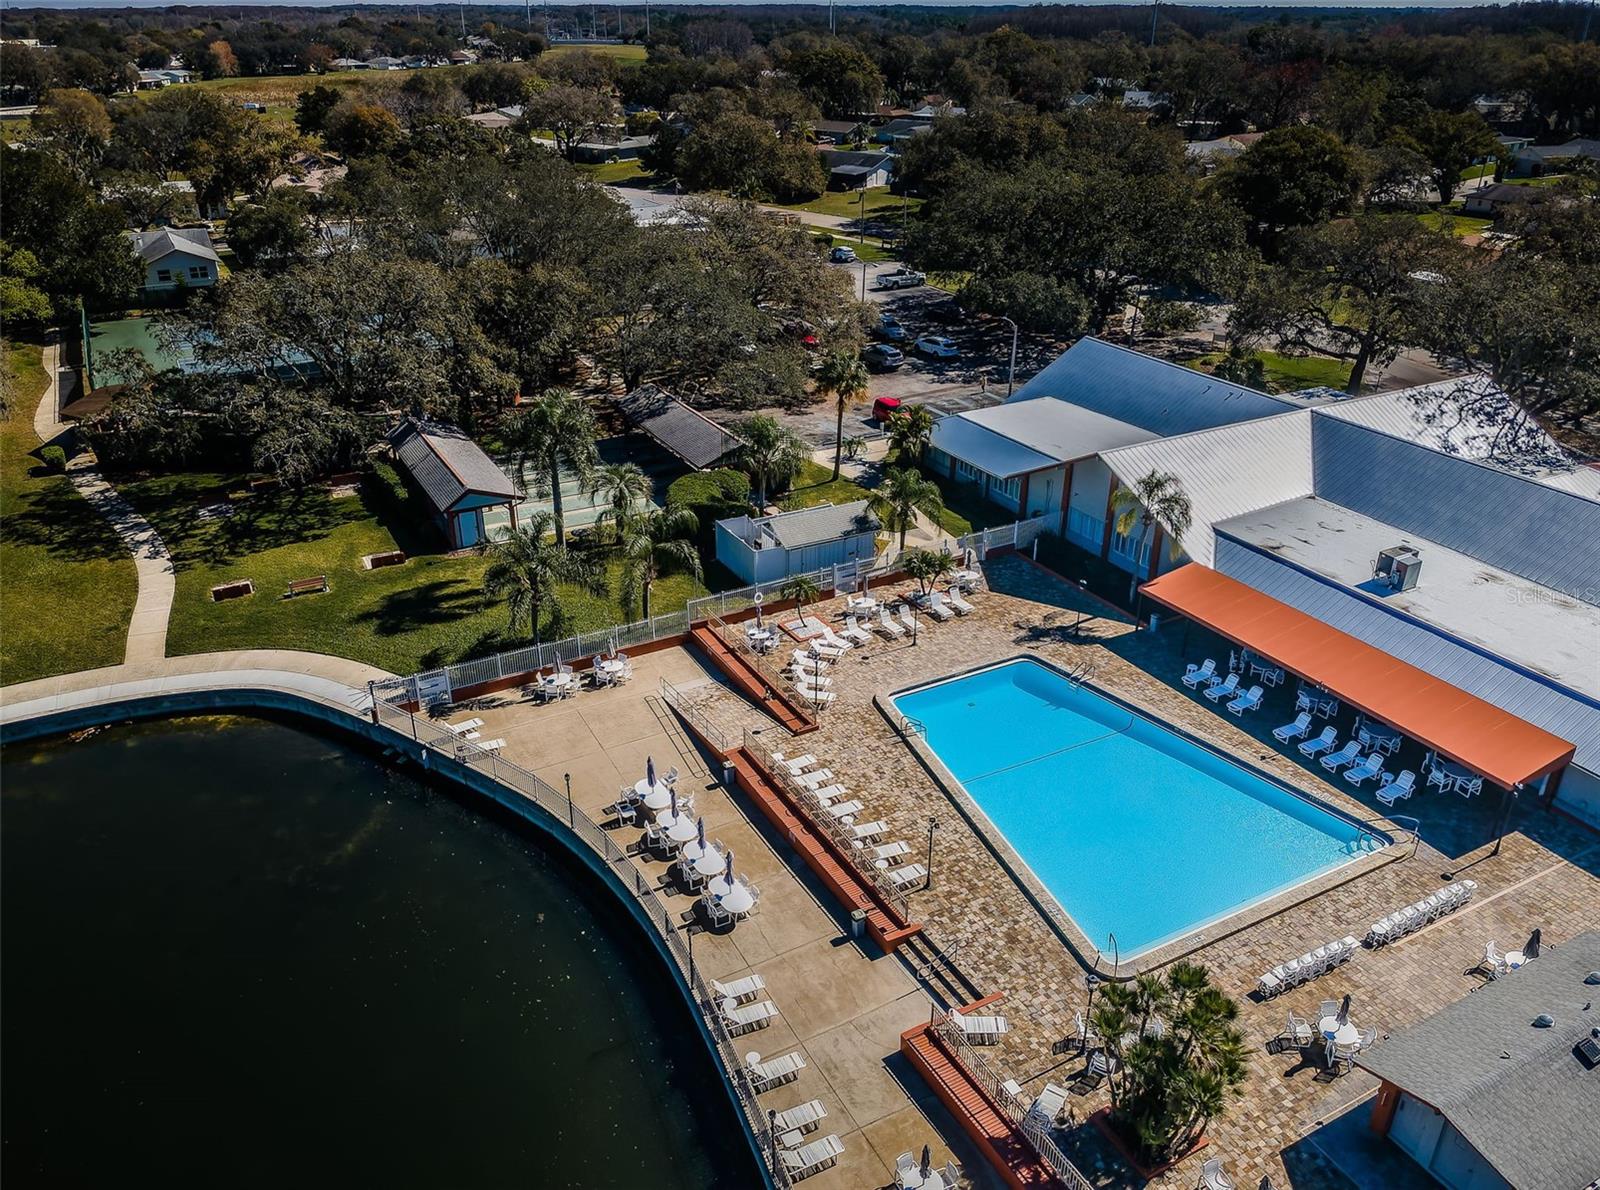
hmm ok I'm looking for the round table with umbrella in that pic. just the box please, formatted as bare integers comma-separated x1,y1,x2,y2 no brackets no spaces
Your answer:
662,813,698,847
636,779,672,810
719,881,756,917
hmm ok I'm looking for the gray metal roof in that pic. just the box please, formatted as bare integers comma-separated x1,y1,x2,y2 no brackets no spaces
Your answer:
617,385,743,470
819,150,895,170
1356,931,1600,1190
1100,410,1313,568
933,399,1159,479
766,499,879,549
930,413,1059,480
387,419,518,513
1212,535,1600,774
1312,417,1600,603
1009,337,1296,434
128,227,220,265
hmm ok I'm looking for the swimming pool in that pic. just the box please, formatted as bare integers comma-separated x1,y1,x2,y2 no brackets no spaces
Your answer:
892,658,1381,959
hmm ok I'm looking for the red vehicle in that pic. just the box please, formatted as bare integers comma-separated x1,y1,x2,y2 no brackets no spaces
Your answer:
872,396,902,423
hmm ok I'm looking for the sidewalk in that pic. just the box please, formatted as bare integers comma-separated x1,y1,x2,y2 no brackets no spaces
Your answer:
34,338,175,663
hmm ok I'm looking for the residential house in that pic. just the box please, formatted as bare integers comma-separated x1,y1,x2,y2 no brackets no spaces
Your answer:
571,134,653,164
330,58,369,70
810,118,864,145
1507,137,1600,177
127,227,221,291
872,118,932,146
1184,137,1248,171
387,419,520,550
1356,932,1600,1190
135,68,193,89
715,500,880,585
1120,89,1167,112
1461,182,1544,218
366,56,405,70
819,150,894,190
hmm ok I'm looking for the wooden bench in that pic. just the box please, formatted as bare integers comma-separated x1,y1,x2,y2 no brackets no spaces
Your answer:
286,575,329,598
210,579,254,602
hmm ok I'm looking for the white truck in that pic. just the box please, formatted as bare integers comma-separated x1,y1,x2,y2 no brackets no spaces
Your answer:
874,267,926,290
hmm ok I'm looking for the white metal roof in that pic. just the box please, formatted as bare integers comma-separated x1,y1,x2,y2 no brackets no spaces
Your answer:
1216,497,1600,699
1100,410,1313,568
951,399,1160,470
1009,337,1296,434
929,413,1058,480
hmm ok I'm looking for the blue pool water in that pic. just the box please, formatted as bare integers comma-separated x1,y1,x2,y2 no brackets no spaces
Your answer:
894,659,1377,957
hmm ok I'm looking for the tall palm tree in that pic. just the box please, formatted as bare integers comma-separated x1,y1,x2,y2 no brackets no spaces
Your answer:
888,404,936,467
901,548,954,596
590,461,650,542
815,349,870,481
619,504,702,620
735,413,810,508
1111,468,1192,602
481,511,607,644
779,572,821,624
508,387,600,547
870,466,945,550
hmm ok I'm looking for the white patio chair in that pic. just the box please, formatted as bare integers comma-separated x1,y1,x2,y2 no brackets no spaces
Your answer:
721,999,778,1036
1203,673,1240,703
850,820,888,842
1344,753,1386,785
898,605,920,636
712,974,767,1004
1298,727,1338,758
746,1049,805,1091
795,767,835,787
888,863,927,890
1030,1082,1069,1122
779,1134,843,1181
1285,1012,1314,1048
1376,770,1415,806
796,685,837,705
1227,685,1264,716
925,591,955,621
824,799,863,819
840,615,873,644
1318,999,1338,1020
945,585,974,615
1481,940,1508,979
1273,712,1312,743
775,752,818,773
607,800,637,827
876,607,906,638
772,1098,827,1135
1182,659,1217,689
873,840,913,864
1320,740,1362,771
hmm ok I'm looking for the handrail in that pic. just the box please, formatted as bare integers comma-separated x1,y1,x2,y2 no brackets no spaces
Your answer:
370,699,788,1188
659,675,732,756
896,713,927,740
928,1005,1095,1190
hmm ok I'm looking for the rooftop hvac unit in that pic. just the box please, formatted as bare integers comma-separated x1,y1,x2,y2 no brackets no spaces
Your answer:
1375,545,1421,592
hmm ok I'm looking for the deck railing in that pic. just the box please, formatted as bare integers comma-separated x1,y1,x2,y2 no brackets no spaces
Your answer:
368,698,788,1188
928,1005,1095,1190
659,675,733,757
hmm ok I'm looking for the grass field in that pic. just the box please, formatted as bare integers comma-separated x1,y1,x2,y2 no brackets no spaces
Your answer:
579,158,654,185
548,43,647,62
0,340,139,686
1418,210,1494,237
809,231,896,263
777,186,924,222
115,469,704,675
1190,350,1351,393
779,459,875,514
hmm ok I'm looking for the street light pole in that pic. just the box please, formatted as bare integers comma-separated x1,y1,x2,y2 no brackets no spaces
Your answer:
998,315,1019,397
860,259,868,302
925,816,938,889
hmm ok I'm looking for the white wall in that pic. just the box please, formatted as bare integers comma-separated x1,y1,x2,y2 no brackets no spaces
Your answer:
1021,465,1067,524
146,250,216,290
1066,457,1111,550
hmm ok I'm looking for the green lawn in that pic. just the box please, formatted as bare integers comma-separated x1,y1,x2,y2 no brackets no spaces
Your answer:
579,158,654,185
779,459,875,512
547,43,647,63
0,340,139,685
1190,350,1351,394
776,186,924,222
1418,210,1493,237
1459,162,1496,182
809,231,896,263
1501,174,1568,186
115,470,705,675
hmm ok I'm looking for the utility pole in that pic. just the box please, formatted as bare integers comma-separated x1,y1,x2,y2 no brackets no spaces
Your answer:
1149,1,1160,46
829,0,836,36
998,315,1018,397
645,0,651,38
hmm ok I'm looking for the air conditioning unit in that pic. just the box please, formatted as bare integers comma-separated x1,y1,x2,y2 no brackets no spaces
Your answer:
1375,545,1421,592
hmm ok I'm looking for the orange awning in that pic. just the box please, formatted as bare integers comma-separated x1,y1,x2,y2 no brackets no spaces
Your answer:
1142,565,1575,789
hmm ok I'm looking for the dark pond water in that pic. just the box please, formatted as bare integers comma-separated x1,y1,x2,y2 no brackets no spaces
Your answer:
1,715,758,1189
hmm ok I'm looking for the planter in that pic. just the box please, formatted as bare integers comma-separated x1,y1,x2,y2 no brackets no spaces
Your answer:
1088,1107,1208,1179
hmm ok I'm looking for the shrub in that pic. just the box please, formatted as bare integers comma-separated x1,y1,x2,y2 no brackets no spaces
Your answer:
39,444,66,473
667,468,751,544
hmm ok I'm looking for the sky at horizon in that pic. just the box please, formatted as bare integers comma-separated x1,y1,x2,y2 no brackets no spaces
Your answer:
0,0,1525,9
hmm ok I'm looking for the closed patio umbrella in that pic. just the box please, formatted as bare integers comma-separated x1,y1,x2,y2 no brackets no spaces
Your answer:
919,1144,932,1180
647,755,656,787
1525,928,1542,959
1336,994,1352,1026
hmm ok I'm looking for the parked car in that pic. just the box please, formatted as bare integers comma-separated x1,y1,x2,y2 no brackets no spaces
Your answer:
914,335,960,359
874,267,926,290
872,396,902,421
829,245,858,263
925,298,965,325
877,314,909,342
863,344,905,370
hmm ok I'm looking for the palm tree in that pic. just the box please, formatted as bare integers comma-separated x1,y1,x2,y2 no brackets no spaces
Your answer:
508,388,600,547
901,548,954,596
870,466,945,551
481,511,607,644
815,350,870,481
779,572,821,624
619,504,702,620
590,461,650,542
1111,468,1192,603
735,414,810,508
888,405,936,467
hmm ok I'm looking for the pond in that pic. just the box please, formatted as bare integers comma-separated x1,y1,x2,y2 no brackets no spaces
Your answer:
1,715,758,1188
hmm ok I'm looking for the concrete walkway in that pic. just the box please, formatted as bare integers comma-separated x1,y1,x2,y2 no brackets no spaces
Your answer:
34,338,175,663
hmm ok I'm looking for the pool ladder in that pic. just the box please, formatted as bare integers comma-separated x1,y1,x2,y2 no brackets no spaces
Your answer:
898,713,928,741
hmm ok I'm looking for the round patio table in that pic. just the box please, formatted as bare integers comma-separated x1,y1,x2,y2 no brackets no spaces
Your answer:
1319,1017,1359,1046
689,845,725,879
665,815,698,845
1505,950,1527,970
719,881,756,917
636,779,672,810
706,873,735,900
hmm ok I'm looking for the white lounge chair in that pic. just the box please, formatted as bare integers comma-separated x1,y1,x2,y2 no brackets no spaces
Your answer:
779,1134,843,1181
795,684,836,705
1273,712,1312,743
475,737,506,752
954,1012,1009,1043
810,784,847,803
445,717,484,734
1320,740,1362,772
849,819,888,842
840,615,873,645
1181,659,1217,689
946,585,974,615
771,1098,827,1135
872,840,913,864
774,752,817,773
1344,753,1386,785
1227,684,1264,715
721,999,778,1035
789,671,834,688
824,799,863,819
888,863,927,890
747,1049,805,1091
818,625,853,652
924,591,955,621
795,768,835,787
898,605,920,636
1203,673,1240,702
876,607,906,638
1299,727,1338,757
1030,1082,1069,1122
712,974,767,1004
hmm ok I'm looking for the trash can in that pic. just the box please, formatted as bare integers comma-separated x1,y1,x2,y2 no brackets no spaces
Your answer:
850,909,867,938
722,759,736,787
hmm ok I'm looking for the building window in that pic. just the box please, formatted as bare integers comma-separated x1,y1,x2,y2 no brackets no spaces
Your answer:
156,269,171,282
188,265,209,280
954,459,980,484
995,476,1021,501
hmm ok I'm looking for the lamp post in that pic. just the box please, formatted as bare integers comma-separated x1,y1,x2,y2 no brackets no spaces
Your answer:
997,314,1019,397
1071,578,1089,636
925,816,938,889
564,771,572,821
860,258,868,302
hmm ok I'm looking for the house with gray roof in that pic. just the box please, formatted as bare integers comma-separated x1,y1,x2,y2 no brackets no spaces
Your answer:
715,500,880,585
819,150,894,190
387,418,519,550
127,227,220,293
1358,931,1600,1190
617,385,743,470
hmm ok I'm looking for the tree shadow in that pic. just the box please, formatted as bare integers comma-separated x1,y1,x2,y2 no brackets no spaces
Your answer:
1,476,136,565
354,579,484,639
